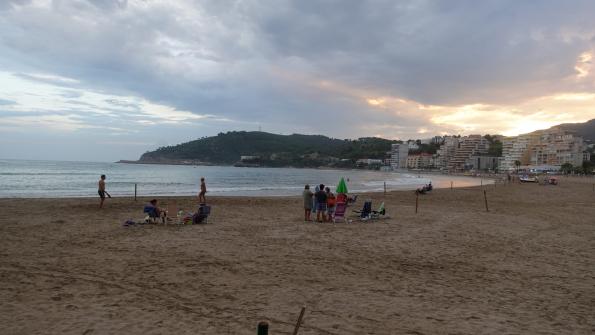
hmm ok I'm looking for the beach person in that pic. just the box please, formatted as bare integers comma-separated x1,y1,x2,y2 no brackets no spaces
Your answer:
144,199,164,223
315,184,328,222
303,184,313,221
312,184,320,214
325,187,336,219
198,177,207,203
98,174,111,208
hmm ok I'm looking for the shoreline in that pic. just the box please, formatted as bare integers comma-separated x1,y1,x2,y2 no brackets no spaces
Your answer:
0,178,490,199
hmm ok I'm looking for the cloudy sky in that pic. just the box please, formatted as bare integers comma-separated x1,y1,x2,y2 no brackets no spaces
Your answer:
1,0,594,161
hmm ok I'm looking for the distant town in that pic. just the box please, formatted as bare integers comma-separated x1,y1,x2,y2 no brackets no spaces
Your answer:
383,126,592,174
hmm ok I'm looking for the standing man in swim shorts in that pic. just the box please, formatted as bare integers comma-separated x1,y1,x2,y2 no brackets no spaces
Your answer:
98,174,111,208
198,177,207,204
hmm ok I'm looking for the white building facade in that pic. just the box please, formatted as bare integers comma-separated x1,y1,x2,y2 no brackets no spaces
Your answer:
390,143,409,170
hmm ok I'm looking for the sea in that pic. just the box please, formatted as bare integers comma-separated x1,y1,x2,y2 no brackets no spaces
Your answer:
0,159,486,198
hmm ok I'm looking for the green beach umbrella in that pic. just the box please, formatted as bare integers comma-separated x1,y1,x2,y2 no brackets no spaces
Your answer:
336,177,348,194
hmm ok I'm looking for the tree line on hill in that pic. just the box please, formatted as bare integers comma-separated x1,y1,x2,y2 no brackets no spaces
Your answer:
139,131,400,168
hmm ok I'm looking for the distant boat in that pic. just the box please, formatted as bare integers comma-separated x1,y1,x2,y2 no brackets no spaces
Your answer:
519,175,538,183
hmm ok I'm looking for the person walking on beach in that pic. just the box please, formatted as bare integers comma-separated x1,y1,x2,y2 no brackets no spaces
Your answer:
98,174,111,208
303,184,313,221
315,184,328,223
198,177,207,204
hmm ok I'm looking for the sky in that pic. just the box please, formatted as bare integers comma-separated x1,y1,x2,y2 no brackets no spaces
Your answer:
1,0,594,162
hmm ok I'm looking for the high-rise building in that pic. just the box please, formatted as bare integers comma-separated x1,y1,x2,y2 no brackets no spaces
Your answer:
390,143,408,170
500,128,587,171
446,135,490,171
499,134,537,171
435,136,459,169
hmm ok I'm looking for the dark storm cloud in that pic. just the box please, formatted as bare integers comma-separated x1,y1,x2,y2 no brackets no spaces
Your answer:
1,0,594,145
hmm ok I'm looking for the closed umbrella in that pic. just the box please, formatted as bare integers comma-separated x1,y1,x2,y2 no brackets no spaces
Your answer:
336,177,348,194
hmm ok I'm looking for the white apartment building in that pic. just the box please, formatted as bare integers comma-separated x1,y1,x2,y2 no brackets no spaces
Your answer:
407,153,433,169
529,129,585,166
390,143,409,170
500,128,587,171
446,135,489,171
407,140,419,150
499,134,536,171
435,136,459,169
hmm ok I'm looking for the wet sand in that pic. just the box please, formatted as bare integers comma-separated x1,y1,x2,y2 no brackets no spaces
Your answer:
1,177,594,334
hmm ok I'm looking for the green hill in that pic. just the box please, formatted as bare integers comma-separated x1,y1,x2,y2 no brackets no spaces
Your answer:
138,131,399,168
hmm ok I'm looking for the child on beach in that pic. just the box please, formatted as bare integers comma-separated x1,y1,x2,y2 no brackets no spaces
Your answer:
315,184,328,222
303,184,313,221
325,187,336,220
198,177,207,203
98,174,111,209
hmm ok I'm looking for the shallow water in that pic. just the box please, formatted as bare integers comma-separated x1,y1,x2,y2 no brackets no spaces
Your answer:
0,159,487,198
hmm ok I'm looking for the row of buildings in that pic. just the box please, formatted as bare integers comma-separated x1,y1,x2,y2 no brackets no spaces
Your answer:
385,127,591,172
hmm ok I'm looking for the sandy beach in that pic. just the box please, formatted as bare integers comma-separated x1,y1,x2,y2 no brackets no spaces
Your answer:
1,177,594,334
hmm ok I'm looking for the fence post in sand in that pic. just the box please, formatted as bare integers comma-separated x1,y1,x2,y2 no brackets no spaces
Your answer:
257,321,269,335
415,193,419,214
384,181,386,195
292,307,306,335
450,181,453,190
483,190,489,212
134,183,137,201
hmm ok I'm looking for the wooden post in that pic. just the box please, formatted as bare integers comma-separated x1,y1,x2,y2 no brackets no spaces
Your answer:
483,190,489,212
134,183,137,201
257,321,269,335
415,193,419,214
292,307,306,335
384,181,386,195
450,181,453,190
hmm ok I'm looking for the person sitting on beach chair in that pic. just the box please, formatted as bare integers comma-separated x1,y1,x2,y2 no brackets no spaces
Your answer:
144,199,165,223
416,186,428,195
192,203,211,224
353,200,372,219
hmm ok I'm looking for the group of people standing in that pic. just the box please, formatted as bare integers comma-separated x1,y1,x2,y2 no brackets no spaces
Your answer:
302,184,337,222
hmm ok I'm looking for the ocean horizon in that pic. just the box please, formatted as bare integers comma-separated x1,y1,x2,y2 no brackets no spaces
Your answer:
0,159,487,198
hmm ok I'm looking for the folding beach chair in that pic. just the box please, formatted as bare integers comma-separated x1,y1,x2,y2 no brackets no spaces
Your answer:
192,204,211,224
371,202,387,219
333,202,347,223
353,200,372,220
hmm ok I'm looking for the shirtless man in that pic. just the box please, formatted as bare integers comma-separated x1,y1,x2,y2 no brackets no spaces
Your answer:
98,174,111,208
198,177,207,204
